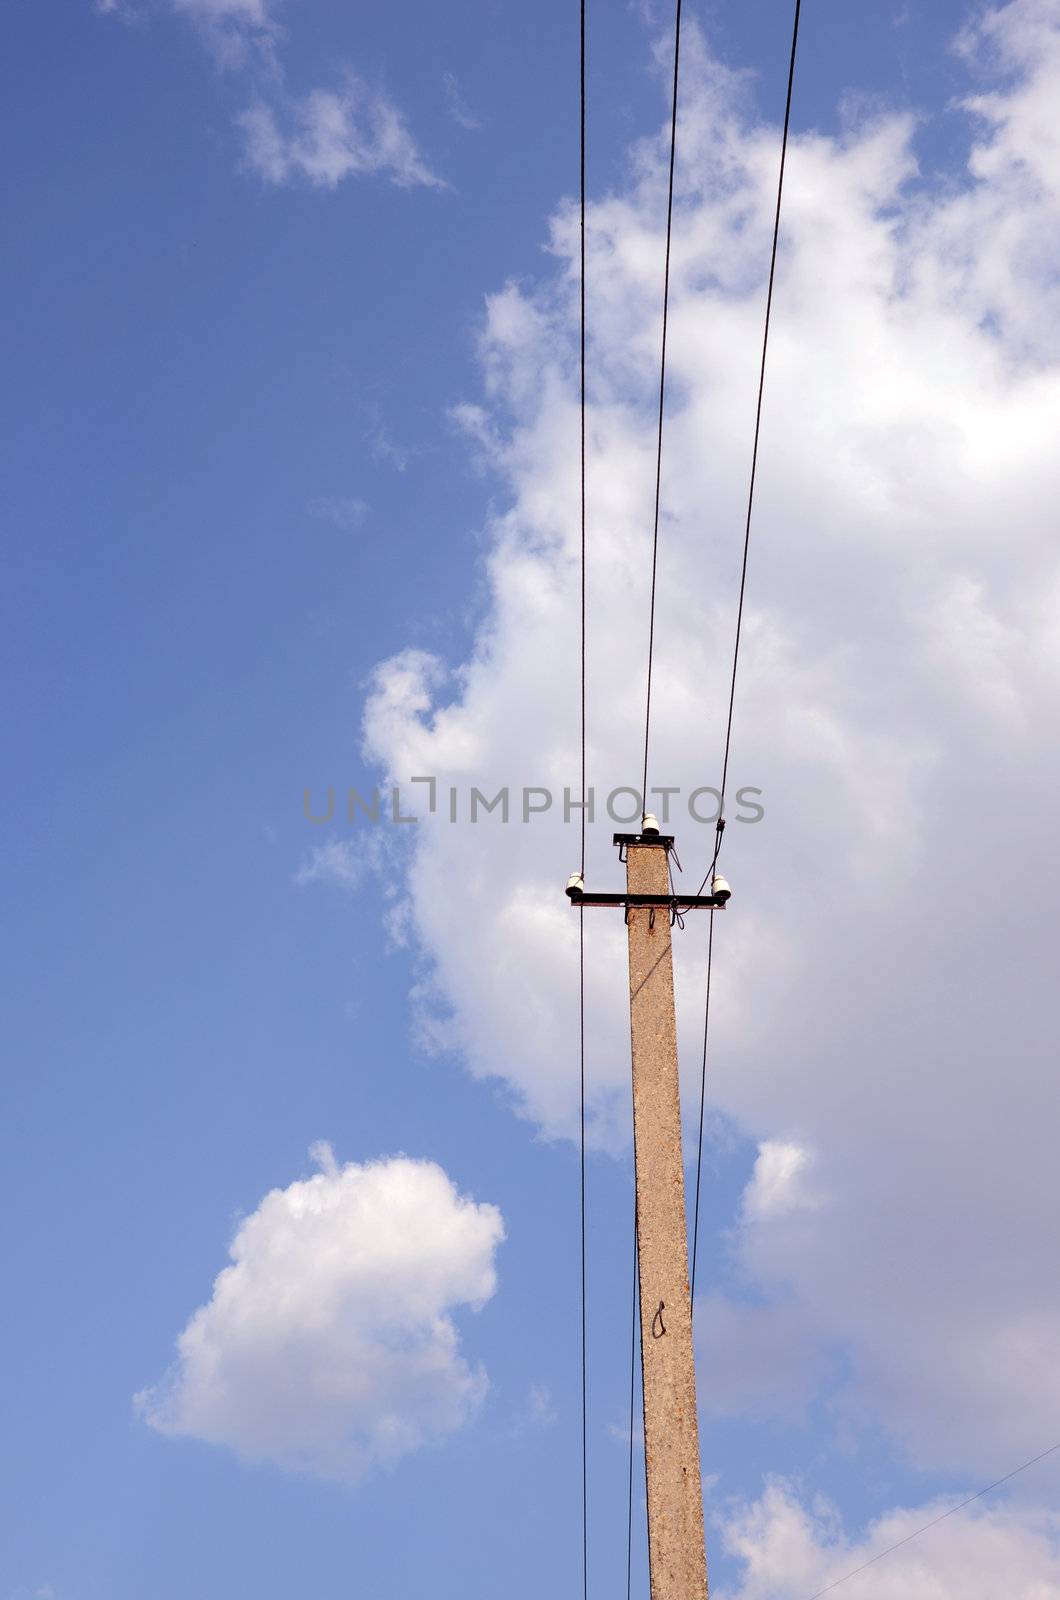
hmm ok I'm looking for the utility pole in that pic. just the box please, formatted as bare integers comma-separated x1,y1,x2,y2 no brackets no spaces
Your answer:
567,819,728,1600
626,827,708,1599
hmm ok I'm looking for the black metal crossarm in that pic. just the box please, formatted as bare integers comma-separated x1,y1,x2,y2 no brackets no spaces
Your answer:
567,890,726,911
565,832,730,911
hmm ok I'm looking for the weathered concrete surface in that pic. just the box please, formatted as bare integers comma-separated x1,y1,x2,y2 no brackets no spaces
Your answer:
626,841,709,1600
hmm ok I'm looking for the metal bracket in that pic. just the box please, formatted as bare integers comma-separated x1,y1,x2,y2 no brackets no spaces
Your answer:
566,831,727,915
613,831,674,855
567,889,726,911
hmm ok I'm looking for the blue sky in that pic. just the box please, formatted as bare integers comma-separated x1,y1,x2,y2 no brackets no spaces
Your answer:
5,2,1060,1597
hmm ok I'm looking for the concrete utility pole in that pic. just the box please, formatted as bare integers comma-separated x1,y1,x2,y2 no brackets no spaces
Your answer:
567,821,727,1600
625,830,709,1600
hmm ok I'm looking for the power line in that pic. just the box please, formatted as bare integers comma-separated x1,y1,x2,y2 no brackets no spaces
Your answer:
625,1214,638,1600
690,0,802,1316
578,8,588,1600
640,0,683,810
805,1442,1060,1599
580,0,588,881
579,908,588,1600
695,0,802,897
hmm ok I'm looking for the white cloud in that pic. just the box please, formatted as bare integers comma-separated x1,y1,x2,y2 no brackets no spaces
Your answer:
365,410,419,472
96,0,440,193
741,1141,816,1221
694,1297,829,1423
136,1146,504,1483
294,838,367,890
306,494,368,530
171,0,278,70
173,0,271,18
527,1383,557,1427
172,0,273,24
443,71,481,132
716,1478,1060,1599
357,0,1060,1481
239,80,444,190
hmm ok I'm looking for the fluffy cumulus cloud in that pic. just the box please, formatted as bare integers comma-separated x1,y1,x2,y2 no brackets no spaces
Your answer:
355,0,1060,1517
741,1140,816,1222
137,1146,504,1482
716,1479,1060,1599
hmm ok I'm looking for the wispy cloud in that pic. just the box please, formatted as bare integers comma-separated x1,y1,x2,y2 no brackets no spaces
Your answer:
294,839,367,891
527,1383,557,1426
97,0,442,192
240,79,444,191
360,403,420,472
608,1417,645,1447
306,495,368,530
171,0,279,70
443,71,481,132
172,0,273,20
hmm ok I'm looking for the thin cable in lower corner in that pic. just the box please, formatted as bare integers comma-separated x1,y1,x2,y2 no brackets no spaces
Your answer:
806,1442,1060,1599
578,906,588,1600
625,1212,638,1600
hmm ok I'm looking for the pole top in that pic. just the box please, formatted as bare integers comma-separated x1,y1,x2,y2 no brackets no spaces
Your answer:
613,830,674,850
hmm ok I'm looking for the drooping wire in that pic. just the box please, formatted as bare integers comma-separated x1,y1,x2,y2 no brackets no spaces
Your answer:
695,0,802,897
690,0,802,1321
805,1442,1060,1600
578,6,589,1599
640,0,683,812
579,0,588,882
579,907,588,1600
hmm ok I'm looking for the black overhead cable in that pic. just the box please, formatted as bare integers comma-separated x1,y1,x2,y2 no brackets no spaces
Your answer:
805,1442,1060,1600
695,0,802,899
625,1216,638,1600
694,0,801,888
578,5,588,1599
580,0,588,882
690,0,802,1312
640,0,683,812
578,908,587,1600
